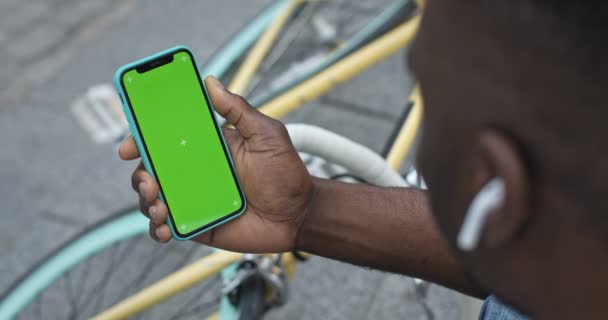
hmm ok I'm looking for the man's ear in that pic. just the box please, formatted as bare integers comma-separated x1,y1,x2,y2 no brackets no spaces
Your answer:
477,130,530,249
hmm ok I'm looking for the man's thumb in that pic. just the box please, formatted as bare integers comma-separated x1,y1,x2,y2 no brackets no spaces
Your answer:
205,76,266,138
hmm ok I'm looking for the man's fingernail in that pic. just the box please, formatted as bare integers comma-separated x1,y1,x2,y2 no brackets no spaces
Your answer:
155,227,163,240
209,76,225,90
149,206,159,220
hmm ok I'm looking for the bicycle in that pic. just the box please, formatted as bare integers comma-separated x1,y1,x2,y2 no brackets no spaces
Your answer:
0,0,480,318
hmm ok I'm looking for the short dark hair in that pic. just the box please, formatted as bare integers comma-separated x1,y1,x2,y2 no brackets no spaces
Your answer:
484,0,608,240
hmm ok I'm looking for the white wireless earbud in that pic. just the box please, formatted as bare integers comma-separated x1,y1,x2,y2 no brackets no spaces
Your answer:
457,178,505,251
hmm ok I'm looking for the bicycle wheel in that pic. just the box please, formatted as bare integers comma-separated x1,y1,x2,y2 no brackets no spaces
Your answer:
0,209,229,320
219,0,417,103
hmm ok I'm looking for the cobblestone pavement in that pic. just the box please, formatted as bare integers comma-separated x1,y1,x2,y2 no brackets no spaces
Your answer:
0,0,478,318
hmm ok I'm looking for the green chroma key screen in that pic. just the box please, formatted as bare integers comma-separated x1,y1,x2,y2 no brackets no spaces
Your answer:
121,50,244,236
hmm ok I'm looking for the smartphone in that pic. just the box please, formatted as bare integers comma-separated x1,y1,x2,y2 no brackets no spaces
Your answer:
114,46,246,240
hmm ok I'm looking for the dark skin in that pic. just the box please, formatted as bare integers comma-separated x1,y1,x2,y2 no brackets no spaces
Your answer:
120,1,608,319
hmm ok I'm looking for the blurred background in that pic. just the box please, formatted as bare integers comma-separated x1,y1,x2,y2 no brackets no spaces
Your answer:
0,0,477,319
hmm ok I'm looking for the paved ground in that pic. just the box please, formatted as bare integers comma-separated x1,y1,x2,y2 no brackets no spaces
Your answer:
0,0,478,318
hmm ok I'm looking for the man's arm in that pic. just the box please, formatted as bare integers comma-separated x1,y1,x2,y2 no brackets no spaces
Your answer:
124,78,486,298
298,177,488,299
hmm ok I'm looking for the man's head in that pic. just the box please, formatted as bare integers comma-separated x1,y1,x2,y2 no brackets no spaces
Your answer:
411,0,608,315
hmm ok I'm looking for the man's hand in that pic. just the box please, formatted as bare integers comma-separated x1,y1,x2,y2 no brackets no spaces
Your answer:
118,76,315,253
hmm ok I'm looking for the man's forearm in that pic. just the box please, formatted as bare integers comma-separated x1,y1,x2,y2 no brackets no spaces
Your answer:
297,177,487,299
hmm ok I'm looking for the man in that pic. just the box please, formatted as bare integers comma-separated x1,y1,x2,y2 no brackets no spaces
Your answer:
119,1,608,318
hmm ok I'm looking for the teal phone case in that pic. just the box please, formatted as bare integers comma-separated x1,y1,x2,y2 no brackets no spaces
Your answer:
114,46,247,241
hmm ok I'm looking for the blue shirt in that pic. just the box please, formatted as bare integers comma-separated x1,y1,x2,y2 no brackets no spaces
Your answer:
480,296,529,320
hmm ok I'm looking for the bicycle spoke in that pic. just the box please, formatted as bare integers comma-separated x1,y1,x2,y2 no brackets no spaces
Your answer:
108,236,166,308
120,238,162,296
246,0,401,100
61,269,79,319
321,95,395,120
121,238,181,299
75,247,111,316
168,275,221,320
15,232,223,320
73,253,93,308
93,235,140,313
259,1,323,73
68,303,78,320
79,234,134,316
249,2,326,96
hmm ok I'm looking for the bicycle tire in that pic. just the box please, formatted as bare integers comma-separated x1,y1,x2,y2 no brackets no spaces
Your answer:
234,277,267,320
